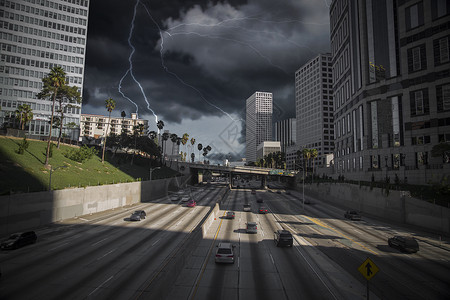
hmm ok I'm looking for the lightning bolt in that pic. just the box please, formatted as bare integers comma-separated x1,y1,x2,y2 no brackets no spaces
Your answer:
119,0,158,123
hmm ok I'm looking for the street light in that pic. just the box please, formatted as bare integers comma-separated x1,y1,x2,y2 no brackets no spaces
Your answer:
49,165,67,191
149,167,161,181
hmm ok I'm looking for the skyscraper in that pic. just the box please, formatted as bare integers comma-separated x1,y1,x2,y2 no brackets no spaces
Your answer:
330,0,450,184
274,118,296,154
246,91,273,163
295,53,334,169
0,0,89,140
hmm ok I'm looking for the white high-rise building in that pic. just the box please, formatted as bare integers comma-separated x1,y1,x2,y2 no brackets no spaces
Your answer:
295,53,334,169
246,91,273,163
0,0,89,140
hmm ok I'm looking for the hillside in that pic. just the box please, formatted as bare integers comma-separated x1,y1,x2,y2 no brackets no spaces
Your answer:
0,136,179,195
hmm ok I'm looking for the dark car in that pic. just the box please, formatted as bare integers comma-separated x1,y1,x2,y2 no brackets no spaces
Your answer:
344,210,361,220
1,231,37,250
259,206,268,214
274,230,293,247
388,236,419,253
225,211,235,219
130,210,146,221
256,198,264,203
243,204,251,212
251,189,256,195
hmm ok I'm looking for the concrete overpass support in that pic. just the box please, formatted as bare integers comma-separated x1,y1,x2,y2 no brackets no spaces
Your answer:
197,170,203,184
261,175,267,189
229,172,233,189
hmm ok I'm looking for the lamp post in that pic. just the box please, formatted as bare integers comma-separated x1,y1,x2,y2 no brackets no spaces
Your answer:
384,155,388,181
49,165,67,191
149,167,161,181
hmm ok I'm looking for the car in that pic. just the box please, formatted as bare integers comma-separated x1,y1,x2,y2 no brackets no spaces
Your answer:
344,210,361,220
286,191,291,195
1,231,37,250
388,236,419,253
251,189,256,195
243,204,251,212
259,206,268,214
170,195,180,201
277,190,281,194
246,221,258,233
187,199,196,207
225,211,235,219
134,210,146,219
256,198,264,203
274,230,293,247
181,196,190,202
130,211,144,221
215,242,235,264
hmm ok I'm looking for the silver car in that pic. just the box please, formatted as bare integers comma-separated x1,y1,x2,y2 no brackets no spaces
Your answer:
246,221,257,233
215,242,235,264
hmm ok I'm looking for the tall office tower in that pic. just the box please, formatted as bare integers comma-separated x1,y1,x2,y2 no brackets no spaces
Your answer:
295,53,334,169
274,118,296,154
330,0,450,184
246,91,273,163
0,0,90,140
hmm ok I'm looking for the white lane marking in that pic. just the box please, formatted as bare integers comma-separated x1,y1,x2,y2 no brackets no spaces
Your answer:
48,242,69,251
79,218,89,222
270,253,275,265
88,275,114,297
152,239,160,247
91,237,109,246
96,248,116,261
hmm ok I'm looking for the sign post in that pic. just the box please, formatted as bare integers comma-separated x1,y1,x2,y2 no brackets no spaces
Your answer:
358,257,379,300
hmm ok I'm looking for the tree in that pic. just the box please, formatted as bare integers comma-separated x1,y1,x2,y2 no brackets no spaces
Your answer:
38,66,67,167
191,152,195,163
131,123,144,165
310,148,318,176
169,133,178,166
156,119,164,147
302,148,312,176
162,131,169,164
15,104,33,130
102,98,116,163
54,85,81,148
197,143,203,163
190,137,196,160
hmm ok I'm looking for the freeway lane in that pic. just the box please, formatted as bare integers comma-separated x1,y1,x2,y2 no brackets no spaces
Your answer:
0,186,225,300
169,183,449,300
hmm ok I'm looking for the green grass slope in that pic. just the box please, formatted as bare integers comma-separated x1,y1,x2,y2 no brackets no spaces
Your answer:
0,136,179,195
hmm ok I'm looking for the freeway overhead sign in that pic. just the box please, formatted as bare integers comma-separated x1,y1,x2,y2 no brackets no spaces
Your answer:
358,257,379,280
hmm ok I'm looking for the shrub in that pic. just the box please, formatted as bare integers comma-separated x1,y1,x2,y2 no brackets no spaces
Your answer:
17,136,29,154
63,145,98,163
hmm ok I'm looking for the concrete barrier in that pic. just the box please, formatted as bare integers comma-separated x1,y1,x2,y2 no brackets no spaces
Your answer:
302,183,450,234
0,175,187,236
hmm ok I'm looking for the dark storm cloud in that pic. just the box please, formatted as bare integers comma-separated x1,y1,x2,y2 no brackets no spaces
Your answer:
84,0,330,127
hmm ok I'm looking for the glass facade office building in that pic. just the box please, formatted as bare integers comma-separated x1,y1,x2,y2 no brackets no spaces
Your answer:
0,0,89,140
330,0,450,184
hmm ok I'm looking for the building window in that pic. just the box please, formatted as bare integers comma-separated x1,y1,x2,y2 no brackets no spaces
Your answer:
440,37,449,63
371,155,379,169
432,0,450,19
416,151,428,167
437,84,450,112
406,2,424,30
410,89,429,116
408,44,426,73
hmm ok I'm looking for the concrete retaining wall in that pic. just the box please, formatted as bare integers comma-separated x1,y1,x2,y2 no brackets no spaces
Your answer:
0,175,187,236
303,183,450,234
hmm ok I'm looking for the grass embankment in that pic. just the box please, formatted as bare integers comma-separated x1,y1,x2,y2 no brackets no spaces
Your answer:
0,136,179,195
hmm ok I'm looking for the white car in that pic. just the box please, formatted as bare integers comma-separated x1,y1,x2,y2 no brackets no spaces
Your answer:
215,243,235,264
181,196,190,202
170,195,179,201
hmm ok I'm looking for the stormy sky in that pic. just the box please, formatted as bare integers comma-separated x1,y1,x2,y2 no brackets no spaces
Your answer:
83,0,331,161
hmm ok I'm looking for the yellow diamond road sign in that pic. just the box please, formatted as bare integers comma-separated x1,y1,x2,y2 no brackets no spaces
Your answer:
358,258,379,280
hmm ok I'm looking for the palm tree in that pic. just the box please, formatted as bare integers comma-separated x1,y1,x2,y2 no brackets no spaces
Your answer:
310,148,318,178
190,137,196,160
15,104,33,131
102,98,116,163
169,133,178,166
55,85,81,148
191,153,195,163
156,119,164,147
197,143,203,163
121,111,126,133
302,148,312,177
162,132,169,164
38,66,67,167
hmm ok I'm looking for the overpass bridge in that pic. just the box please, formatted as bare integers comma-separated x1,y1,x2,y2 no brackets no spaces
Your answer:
173,162,297,188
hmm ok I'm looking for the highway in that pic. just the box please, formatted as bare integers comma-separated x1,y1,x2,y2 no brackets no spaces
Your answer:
0,182,449,300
